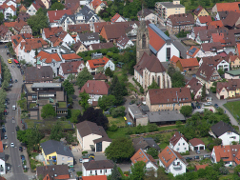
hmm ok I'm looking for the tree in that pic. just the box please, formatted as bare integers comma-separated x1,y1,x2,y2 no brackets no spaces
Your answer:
171,71,185,87
105,67,113,77
35,49,38,65
67,74,75,82
51,2,65,10
109,76,124,105
234,165,240,175
213,138,222,146
41,104,56,119
105,137,135,162
147,123,158,132
110,106,125,118
50,121,63,141
201,84,206,100
164,30,170,36
98,95,116,110
96,67,104,73
0,13,4,25
111,164,121,180
146,147,158,159
63,80,75,95
17,93,27,111
218,69,224,76
76,67,93,88
148,81,159,90
130,161,146,180
180,105,192,117
79,91,90,110
77,107,109,130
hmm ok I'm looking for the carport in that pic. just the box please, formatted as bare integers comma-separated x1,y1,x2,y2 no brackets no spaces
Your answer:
189,138,205,151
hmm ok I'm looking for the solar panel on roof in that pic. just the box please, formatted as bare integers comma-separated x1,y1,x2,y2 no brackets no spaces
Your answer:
188,48,197,55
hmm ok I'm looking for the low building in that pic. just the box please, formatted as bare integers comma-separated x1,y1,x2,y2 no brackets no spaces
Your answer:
40,140,74,166
76,121,111,152
82,160,114,176
36,165,70,180
228,55,240,69
186,46,204,59
209,121,239,145
169,132,189,153
189,138,205,151
128,104,148,126
82,176,107,180
79,32,100,46
72,41,88,54
116,35,134,50
131,148,158,171
110,13,126,23
146,87,192,112
176,58,199,74
88,42,114,51
90,0,107,14
23,83,67,120
158,146,187,176
25,66,53,83
93,73,108,81
225,69,240,80
59,61,85,80
80,80,109,105
132,137,160,152
195,164,208,171
216,79,240,99
195,15,212,27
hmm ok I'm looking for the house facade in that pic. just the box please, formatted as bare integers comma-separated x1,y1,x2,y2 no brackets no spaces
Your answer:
193,5,209,20
82,160,114,176
169,132,189,153
189,138,205,151
86,57,115,75
185,77,204,100
59,61,85,80
175,58,199,73
225,70,240,80
216,79,240,99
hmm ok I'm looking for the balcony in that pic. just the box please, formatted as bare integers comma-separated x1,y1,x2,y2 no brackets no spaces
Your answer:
172,164,182,169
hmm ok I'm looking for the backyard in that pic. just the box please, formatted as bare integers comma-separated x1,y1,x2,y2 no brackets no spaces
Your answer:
108,116,126,127
224,101,240,122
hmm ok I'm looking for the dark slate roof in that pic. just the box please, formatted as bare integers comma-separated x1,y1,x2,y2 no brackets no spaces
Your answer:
0,152,5,161
36,165,69,179
83,160,114,170
25,66,53,82
78,6,99,22
211,121,239,137
75,121,103,137
79,32,99,42
40,140,73,157
59,13,76,24
132,137,160,152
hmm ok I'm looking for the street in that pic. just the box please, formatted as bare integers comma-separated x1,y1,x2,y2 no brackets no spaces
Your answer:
0,44,30,180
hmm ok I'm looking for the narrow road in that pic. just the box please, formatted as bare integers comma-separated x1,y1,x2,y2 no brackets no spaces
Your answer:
0,45,28,180
170,35,188,59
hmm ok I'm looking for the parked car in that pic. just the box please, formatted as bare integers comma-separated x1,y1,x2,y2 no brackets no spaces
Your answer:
4,135,7,139
196,150,200,154
10,143,14,148
79,159,82,163
203,102,212,106
194,156,199,159
19,146,23,152
15,79,18,83
89,154,94,158
20,155,25,161
214,104,219,108
185,157,192,160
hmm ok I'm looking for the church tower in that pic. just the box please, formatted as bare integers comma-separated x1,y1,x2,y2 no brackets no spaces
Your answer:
136,5,150,63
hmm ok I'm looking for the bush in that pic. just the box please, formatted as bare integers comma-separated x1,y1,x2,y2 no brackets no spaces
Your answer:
140,87,144,94
82,151,88,155
147,123,158,132
125,127,134,135
108,125,118,132
124,171,130,175
76,171,82,176
180,151,190,156
111,106,125,118
135,124,146,134
132,78,144,94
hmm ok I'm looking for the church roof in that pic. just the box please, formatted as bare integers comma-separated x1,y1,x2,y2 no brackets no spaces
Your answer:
134,52,166,76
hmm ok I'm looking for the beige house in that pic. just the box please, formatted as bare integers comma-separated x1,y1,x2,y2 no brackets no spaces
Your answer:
76,121,111,152
41,0,51,9
72,41,87,54
216,79,240,99
155,0,185,24
193,5,209,20
146,87,192,112
229,55,240,69
196,63,222,89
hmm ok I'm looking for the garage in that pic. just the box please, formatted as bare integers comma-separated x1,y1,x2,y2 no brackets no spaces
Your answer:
220,95,224,99
200,146,205,150
189,138,206,151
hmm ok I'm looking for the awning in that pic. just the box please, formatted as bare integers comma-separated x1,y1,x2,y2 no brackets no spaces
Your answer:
14,59,19,64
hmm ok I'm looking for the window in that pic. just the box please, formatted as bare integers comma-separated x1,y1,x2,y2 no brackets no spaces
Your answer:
166,48,171,60
90,170,92,174
100,170,102,173
105,169,107,173
62,157,65,160
184,147,186,150
183,143,185,145
178,143,180,146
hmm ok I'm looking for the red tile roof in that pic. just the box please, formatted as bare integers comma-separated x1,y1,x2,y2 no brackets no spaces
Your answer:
130,148,157,166
68,24,90,34
43,27,63,39
185,77,202,96
47,9,72,23
170,132,187,146
0,141,3,153
82,175,107,180
170,55,181,64
80,80,109,95
186,46,200,58
193,5,204,16
37,51,61,63
91,0,107,9
87,56,109,69
213,145,240,164
189,138,205,147
195,164,208,170
207,20,223,28
198,15,212,24
237,43,240,55
61,53,82,60
21,38,48,52
215,2,240,12
158,146,186,168
148,26,166,52
211,33,226,44
111,13,123,23
177,58,199,68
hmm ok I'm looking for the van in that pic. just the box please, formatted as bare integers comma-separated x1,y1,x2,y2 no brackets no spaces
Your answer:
12,105,16,110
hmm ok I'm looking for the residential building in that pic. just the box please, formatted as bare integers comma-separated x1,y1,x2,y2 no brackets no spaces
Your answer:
82,160,114,176
111,13,126,23
93,73,108,81
146,87,192,112
0,25,13,42
185,77,203,100
137,8,157,24
47,31,75,46
86,56,115,75
40,140,73,166
132,137,160,152
225,69,240,80
188,26,207,41
68,24,90,34
186,46,204,59
134,52,172,90
189,138,205,151
170,55,181,67
42,27,63,40
41,0,51,9
216,79,240,99
169,132,189,153
196,63,222,89
193,5,209,20
131,148,158,171
209,121,240,145
47,9,72,27
23,83,68,119
59,61,85,80
90,0,107,14
4,20,32,35
158,146,187,176
195,15,212,27
72,41,88,53
11,33,33,54
79,32,100,46
76,121,111,152
228,55,240,69
128,104,148,126
80,80,109,105
25,66,53,83
26,0,45,16
166,13,194,35
88,42,114,51
17,12,30,22
61,53,82,62
199,55,230,72
211,145,240,167
93,22,111,33
64,0,80,14
155,0,185,25
200,42,224,57
175,58,199,73
0,152,5,175
36,165,69,180
82,176,107,180
212,2,240,14
0,2,16,20
116,35,134,50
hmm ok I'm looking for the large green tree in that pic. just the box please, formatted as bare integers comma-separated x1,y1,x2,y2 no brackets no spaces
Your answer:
41,104,56,119
76,67,93,88
148,81,159,90
98,95,116,110
79,91,90,110
63,79,75,95
105,137,135,162
0,13,4,25
201,84,206,100
146,147,158,159
180,105,192,117
51,2,65,10
130,161,146,180
109,76,125,105
111,164,121,180
50,121,63,141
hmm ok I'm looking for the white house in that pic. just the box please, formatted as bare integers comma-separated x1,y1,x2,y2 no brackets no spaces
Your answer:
76,121,112,152
137,8,157,24
82,160,114,176
200,42,224,57
86,56,115,75
111,13,126,23
185,77,206,100
148,24,179,62
189,138,205,151
209,121,240,146
0,152,5,175
195,15,212,27
211,145,240,167
26,3,38,16
131,148,158,171
78,32,100,46
169,132,189,153
3,5,16,20
186,46,205,59
199,55,230,72
159,146,187,176
117,35,134,50
59,61,85,80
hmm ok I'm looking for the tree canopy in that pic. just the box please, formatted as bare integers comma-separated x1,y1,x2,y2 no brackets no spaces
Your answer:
130,161,146,180
98,95,116,110
148,81,159,90
76,67,93,88
79,91,90,110
51,2,65,10
167,65,185,88
50,121,63,141
180,105,192,117
77,107,109,130
63,79,75,95
41,104,56,119
109,76,126,105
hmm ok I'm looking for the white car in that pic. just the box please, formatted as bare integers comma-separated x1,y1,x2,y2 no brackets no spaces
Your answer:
203,102,212,106
10,143,14,148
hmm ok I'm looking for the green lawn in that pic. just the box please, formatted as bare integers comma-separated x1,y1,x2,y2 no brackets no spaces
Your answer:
114,69,128,82
224,101,240,122
219,174,234,180
58,102,66,108
30,159,44,171
29,102,36,109
159,143,168,150
108,116,125,127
